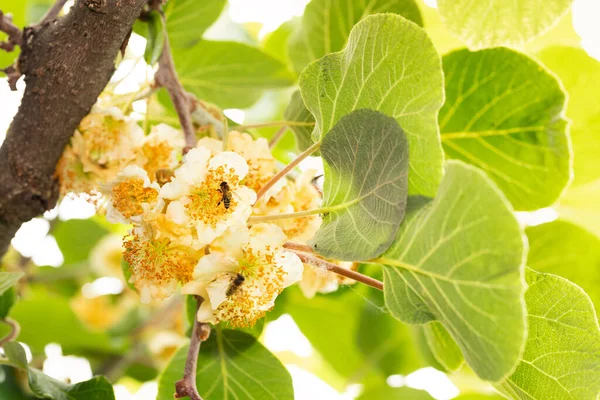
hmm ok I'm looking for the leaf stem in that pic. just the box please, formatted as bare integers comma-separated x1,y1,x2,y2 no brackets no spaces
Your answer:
235,120,315,131
175,296,211,400
0,318,20,347
254,141,321,203
286,246,383,291
268,126,288,148
155,18,197,150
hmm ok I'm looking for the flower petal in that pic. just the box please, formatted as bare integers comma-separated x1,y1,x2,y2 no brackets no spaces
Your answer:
209,151,249,181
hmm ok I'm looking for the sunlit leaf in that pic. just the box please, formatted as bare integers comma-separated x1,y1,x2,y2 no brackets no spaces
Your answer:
173,41,295,108
288,0,423,73
53,219,109,265
142,11,165,66
283,91,315,152
418,321,464,372
439,47,570,211
496,269,600,399
538,46,600,188
381,161,527,381
157,329,293,400
526,220,600,310
299,14,444,197
437,0,573,49
164,0,226,49
357,385,434,400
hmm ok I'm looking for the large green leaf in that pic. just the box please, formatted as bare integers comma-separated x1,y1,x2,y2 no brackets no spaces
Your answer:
526,220,600,310
310,109,408,261
173,41,295,109
164,0,226,49
379,161,527,381
437,0,573,49
357,385,434,400
283,91,315,152
418,321,464,372
439,47,570,211
157,329,293,400
4,342,115,400
299,14,444,197
496,269,600,399
288,0,423,73
53,218,109,265
538,47,600,188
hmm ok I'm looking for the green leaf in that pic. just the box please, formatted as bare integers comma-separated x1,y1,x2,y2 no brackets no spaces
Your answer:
283,91,315,152
418,322,464,372
454,395,505,400
0,272,23,295
380,160,527,381
53,219,109,265
164,0,226,49
310,109,409,260
3,341,28,370
28,370,115,400
439,47,570,211
526,220,600,311
437,0,573,49
496,269,600,399
357,385,434,400
262,20,296,66
157,329,293,400
173,41,295,109
299,14,444,197
9,295,120,355
0,287,16,319
288,0,423,73
142,11,165,66
538,46,600,188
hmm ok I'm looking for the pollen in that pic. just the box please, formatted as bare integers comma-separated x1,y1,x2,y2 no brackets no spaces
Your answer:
185,166,239,226
80,114,123,161
111,178,158,219
141,140,173,181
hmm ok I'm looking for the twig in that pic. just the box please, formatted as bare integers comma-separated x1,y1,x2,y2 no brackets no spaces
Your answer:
155,22,197,149
0,318,21,347
268,126,287,148
0,11,22,52
175,296,211,400
287,247,384,291
38,0,68,25
254,141,321,203
1,65,20,90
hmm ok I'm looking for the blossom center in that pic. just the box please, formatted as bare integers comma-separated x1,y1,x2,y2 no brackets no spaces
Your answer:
111,178,158,218
184,166,239,226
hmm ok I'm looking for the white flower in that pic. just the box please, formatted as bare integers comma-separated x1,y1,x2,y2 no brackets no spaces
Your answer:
196,137,224,156
159,147,256,249
137,123,184,181
299,261,356,298
182,223,303,327
226,131,276,192
104,165,161,224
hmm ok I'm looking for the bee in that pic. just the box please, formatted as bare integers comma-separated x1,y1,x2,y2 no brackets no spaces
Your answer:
156,168,175,186
226,273,245,297
217,181,233,209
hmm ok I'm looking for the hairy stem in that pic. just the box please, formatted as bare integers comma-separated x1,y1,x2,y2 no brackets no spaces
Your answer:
0,318,21,347
175,296,211,400
287,247,384,291
155,21,196,149
254,141,321,203
268,126,287,148
248,207,325,223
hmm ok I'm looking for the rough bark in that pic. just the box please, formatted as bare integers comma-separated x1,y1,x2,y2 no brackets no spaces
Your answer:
0,0,147,257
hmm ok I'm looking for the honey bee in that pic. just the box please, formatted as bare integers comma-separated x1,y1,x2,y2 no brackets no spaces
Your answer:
156,168,175,186
226,273,245,297
217,181,233,209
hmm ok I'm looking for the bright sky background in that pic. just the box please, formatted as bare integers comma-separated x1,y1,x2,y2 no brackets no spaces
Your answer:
1,0,599,398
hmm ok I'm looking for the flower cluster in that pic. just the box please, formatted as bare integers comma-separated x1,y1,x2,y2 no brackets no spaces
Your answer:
59,109,353,326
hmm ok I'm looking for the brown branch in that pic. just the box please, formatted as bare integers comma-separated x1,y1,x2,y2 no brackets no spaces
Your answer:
287,246,384,291
37,0,69,26
0,0,147,259
155,25,197,149
175,296,211,400
268,126,287,148
0,11,22,52
0,318,21,347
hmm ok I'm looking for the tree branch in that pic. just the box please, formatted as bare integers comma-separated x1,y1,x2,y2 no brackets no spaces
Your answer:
0,11,22,52
175,296,211,400
155,25,197,150
285,245,384,291
37,0,69,26
0,0,147,259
